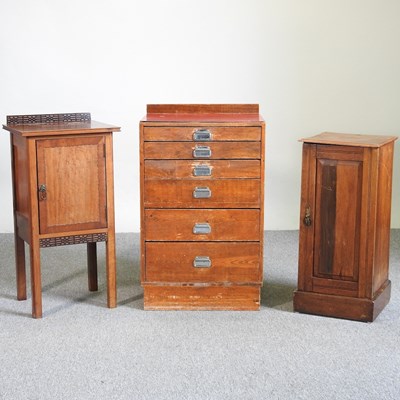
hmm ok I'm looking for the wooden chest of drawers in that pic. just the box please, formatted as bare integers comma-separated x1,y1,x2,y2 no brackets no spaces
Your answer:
140,104,265,310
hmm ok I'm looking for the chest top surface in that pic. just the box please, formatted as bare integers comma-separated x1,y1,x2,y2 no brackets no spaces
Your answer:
300,132,397,147
141,104,265,124
3,112,120,137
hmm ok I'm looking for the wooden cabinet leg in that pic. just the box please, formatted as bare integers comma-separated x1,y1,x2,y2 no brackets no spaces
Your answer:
105,233,117,308
15,234,27,300
87,242,98,292
29,243,42,318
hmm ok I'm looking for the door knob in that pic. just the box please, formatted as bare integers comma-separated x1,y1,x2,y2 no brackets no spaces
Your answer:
38,184,47,201
303,206,312,226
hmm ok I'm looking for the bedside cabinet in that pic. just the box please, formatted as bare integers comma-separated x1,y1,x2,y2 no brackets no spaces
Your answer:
3,113,120,318
140,104,266,310
293,132,397,322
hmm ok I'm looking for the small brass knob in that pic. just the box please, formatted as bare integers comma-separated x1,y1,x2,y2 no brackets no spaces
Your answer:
38,184,47,201
303,206,312,227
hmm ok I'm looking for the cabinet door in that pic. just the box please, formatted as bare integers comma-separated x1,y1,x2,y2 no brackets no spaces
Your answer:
299,144,367,297
36,136,107,234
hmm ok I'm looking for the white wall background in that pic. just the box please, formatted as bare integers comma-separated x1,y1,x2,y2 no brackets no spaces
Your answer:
1,0,399,233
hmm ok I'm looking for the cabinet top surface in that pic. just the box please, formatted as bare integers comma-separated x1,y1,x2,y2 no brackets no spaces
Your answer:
141,104,264,123
3,113,120,137
301,132,398,147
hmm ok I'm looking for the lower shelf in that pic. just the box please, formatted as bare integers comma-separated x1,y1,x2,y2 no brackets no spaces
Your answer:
143,285,260,311
293,280,391,322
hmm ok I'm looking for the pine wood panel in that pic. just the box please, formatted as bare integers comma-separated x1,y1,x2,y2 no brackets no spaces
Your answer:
145,209,260,241
144,179,260,208
144,160,261,179
145,242,260,283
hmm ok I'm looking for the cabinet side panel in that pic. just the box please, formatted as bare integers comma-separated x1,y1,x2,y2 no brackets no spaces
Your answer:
297,144,317,291
358,149,373,298
359,147,380,299
140,123,146,283
373,142,394,295
259,122,266,283
11,133,30,218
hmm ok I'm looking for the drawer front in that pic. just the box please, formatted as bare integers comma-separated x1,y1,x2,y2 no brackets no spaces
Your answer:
144,142,261,160
145,242,261,283
145,160,261,179
144,179,260,208
143,126,261,141
145,209,260,241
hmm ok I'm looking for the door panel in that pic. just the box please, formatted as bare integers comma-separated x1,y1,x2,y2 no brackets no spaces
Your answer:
310,145,364,296
314,159,362,281
37,136,107,234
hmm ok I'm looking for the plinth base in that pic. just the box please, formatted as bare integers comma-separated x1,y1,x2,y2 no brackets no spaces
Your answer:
144,285,260,311
293,280,391,322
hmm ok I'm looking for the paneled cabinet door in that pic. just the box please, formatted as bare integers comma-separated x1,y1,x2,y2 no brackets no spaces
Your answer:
300,144,367,298
36,136,107,234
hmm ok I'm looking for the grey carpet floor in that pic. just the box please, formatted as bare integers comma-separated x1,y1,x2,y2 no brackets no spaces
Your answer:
0,231,399,400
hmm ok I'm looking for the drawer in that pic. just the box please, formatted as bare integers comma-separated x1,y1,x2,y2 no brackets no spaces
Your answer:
144,142,261,160
143,126,261,141
145,209,260,241
144,179,260,208
144,160,261,179
143,285,261,311
145,242,261,283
